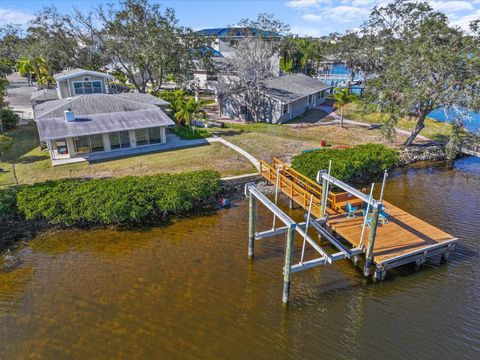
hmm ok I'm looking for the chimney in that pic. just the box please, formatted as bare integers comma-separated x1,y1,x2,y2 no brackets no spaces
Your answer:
64,108,75,122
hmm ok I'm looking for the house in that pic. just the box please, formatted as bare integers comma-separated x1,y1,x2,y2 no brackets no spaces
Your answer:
193,27,281,91
53,68,115,98
220,73,331,124
34,92,173,165
195,27,281,58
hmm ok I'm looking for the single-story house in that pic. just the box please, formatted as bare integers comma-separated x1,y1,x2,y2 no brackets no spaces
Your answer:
220,73,331,124
34,93,173,164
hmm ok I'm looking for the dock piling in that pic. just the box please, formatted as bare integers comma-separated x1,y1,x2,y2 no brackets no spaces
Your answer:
282,225,295,304
363,206,380,277
248,191,256,259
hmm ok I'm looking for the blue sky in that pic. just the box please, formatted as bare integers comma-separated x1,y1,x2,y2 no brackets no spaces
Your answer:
1,0,480,36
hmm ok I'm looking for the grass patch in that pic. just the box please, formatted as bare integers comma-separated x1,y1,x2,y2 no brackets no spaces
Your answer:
0,124,256,187
172,125,211,139
209,121,410,162
343,103,452,141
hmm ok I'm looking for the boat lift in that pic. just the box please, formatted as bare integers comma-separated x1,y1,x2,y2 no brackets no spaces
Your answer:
245,164,390,304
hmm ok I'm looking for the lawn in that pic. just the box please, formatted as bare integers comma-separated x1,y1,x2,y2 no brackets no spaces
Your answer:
343,103,452,141
0,124,256,187
208,121,411,162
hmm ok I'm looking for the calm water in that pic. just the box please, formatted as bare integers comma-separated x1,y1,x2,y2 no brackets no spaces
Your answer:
1,157,479,359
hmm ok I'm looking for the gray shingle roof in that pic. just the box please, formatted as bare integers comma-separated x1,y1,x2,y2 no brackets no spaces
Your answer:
53,68,114,80
30,89,59,103
261,74,331,103
116,93,169,107
36,108,175,142
34,93,164,120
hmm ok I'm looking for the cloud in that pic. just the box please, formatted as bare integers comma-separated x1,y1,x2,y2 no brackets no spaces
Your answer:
302,13,322,21
286,0,321,8
303,6,370,23
450,9,480,30
0,7,32,25
290,25,326,37
430,1,473,12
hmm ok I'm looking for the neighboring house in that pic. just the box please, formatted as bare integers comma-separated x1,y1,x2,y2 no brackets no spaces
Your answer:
193,27,281,91
220,73,331,124
53,68,115,99
34,93,173,165
195,27,281,58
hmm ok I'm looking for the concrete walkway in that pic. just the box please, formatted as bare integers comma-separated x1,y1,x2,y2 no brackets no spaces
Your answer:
207,136,260,171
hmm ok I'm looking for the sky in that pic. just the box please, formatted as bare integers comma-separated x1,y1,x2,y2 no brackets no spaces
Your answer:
1,0,480,36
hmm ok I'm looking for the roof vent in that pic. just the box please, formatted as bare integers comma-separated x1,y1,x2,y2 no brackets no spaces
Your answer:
64,108,75,122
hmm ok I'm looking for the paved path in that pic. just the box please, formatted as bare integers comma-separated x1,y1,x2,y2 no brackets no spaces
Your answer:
5,72,36,124
207,137,260,171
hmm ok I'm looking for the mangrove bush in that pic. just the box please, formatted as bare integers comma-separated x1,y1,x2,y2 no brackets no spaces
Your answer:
10,170,220,226
291,144,399,183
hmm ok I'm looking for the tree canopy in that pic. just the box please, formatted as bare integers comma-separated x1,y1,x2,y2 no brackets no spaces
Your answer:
353,0,480,145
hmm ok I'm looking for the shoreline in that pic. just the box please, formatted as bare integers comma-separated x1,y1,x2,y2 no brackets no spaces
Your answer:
0,147,465,259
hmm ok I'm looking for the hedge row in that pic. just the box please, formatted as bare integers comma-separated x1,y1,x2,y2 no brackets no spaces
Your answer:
291,144,399,183
0,170,220,226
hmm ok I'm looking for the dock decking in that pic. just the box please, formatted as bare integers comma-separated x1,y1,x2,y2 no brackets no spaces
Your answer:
259,159,457,270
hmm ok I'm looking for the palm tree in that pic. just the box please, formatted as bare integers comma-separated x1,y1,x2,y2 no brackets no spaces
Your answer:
34,58,54,89
174,97,207,128
15,59,35,86
333,88,357,128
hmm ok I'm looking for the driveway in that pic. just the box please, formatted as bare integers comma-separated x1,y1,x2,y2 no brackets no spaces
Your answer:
5,72,36,124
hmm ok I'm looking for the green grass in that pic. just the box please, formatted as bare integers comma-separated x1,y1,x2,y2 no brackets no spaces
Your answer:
207,121,410,162
343,103,452,141
0,124,256,187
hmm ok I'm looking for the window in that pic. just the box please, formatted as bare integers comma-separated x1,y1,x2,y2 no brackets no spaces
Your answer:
282,104,288,114
148,127,161,144
73,135,104,154
308,94,313,104
134,127,162,146
73,80,103,95
109,132,121,150
73,136,90,154
135,128,149,146
109,131,131,150
120,131,130,148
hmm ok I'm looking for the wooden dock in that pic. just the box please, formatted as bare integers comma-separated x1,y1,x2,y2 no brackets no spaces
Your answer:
259,159,457,273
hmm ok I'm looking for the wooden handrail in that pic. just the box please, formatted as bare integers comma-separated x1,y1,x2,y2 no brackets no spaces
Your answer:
260,159,365,213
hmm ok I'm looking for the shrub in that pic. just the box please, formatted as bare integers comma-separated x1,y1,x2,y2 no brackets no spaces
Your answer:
291,144,399,183
172,125,210,139
0,187,18,220
0,134,13,159
0,109,19,130
15,170,220,226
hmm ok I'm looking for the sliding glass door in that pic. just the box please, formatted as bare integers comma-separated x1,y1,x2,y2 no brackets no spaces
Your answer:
73,135,104,154
109,131,131,150
134,127,162,146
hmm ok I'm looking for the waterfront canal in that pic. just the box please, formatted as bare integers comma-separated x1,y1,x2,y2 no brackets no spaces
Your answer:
1,157,479,359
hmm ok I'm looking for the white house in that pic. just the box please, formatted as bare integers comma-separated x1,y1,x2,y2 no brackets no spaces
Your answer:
32,69,175,165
